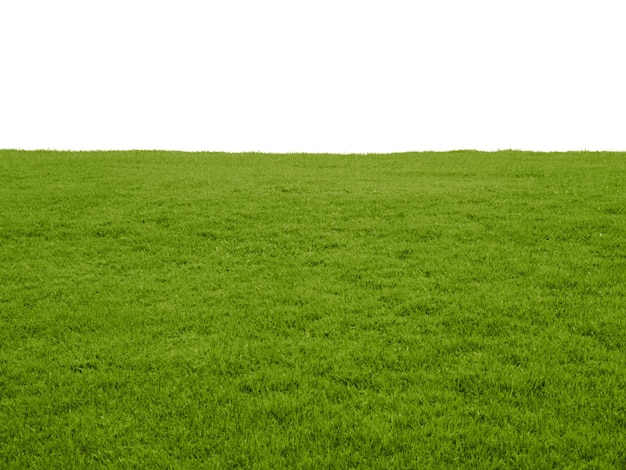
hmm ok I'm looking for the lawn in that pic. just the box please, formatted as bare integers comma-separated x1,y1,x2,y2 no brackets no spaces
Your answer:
1,150,625,468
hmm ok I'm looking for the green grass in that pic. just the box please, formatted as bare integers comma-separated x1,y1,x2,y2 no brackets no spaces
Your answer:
1,149,625,468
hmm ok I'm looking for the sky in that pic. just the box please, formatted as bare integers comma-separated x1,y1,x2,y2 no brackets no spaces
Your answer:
1,0,624,153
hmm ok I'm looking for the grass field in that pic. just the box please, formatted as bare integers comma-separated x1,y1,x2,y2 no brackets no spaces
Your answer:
1,150,625,468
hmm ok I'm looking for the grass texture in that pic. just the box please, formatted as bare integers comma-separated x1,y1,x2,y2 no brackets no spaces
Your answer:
1,150,625,468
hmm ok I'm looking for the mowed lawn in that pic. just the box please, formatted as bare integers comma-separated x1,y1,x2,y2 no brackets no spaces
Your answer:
1,150,625,468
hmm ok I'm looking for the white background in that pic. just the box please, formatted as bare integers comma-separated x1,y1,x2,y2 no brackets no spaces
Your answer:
1,0,624,153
